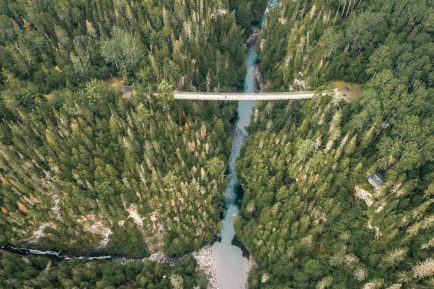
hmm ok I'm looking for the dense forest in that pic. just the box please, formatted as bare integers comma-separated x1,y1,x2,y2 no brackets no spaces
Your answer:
0,0,265,258
0,0,254,91
1,0,433,288
259,0,433,91
0,0,278,287
0,250,206,288
0,0,274,286
236,0,433,288
0,81,237,256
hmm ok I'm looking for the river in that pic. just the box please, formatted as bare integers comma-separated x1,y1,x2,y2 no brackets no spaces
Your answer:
211,0,280,286
210,25,262,289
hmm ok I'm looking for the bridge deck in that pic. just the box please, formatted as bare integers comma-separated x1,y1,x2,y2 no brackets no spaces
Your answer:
173,92,315,100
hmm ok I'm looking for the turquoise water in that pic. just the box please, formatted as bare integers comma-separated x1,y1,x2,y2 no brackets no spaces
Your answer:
211,38,259,289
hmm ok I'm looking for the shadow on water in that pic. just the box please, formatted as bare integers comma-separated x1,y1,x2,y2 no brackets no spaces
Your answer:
231,235,250,258
230,179,245,205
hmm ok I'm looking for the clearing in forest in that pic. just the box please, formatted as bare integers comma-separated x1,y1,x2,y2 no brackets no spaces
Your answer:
333,81,361,102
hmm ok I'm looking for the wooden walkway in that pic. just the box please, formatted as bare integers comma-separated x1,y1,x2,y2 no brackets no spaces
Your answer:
173,92,315,101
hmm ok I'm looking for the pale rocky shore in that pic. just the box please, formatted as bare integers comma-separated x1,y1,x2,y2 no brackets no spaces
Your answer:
194,245,256,289
248,255,258,272
193,246,219,289
132,246,220,289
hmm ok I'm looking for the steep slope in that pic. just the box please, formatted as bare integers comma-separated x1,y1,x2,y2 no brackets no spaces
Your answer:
0,0,245,91
259,0,433,90
0,81,235,257
236,0,434,288
229,0,269,34
237,93,433,288
0,0,249,258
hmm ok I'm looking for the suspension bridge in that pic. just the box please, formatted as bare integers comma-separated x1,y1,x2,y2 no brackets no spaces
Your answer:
173,92,315,100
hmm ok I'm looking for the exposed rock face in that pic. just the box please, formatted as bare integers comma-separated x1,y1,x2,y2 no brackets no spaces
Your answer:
354,185,373,207
26,223,57,244
247,255,258,272
147,251,179,266
246,26,260,47
254,64,266,91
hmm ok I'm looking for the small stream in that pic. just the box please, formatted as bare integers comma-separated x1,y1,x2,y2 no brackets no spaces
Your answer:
0,244,112,261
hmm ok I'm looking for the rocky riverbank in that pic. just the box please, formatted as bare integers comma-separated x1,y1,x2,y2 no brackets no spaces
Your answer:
248,255,258,272
144,245,223,289
193,246,219,289
145,246,221,289
254,64,266,91
144,245,222,289
143,245,220,289
246,24,267,92
246,26,260,47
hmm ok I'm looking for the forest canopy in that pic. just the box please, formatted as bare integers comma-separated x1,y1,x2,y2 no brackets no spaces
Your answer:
0,0,251,91
0,250,207,289
0,0,433,288
236,0,434,288
0,0,255,257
